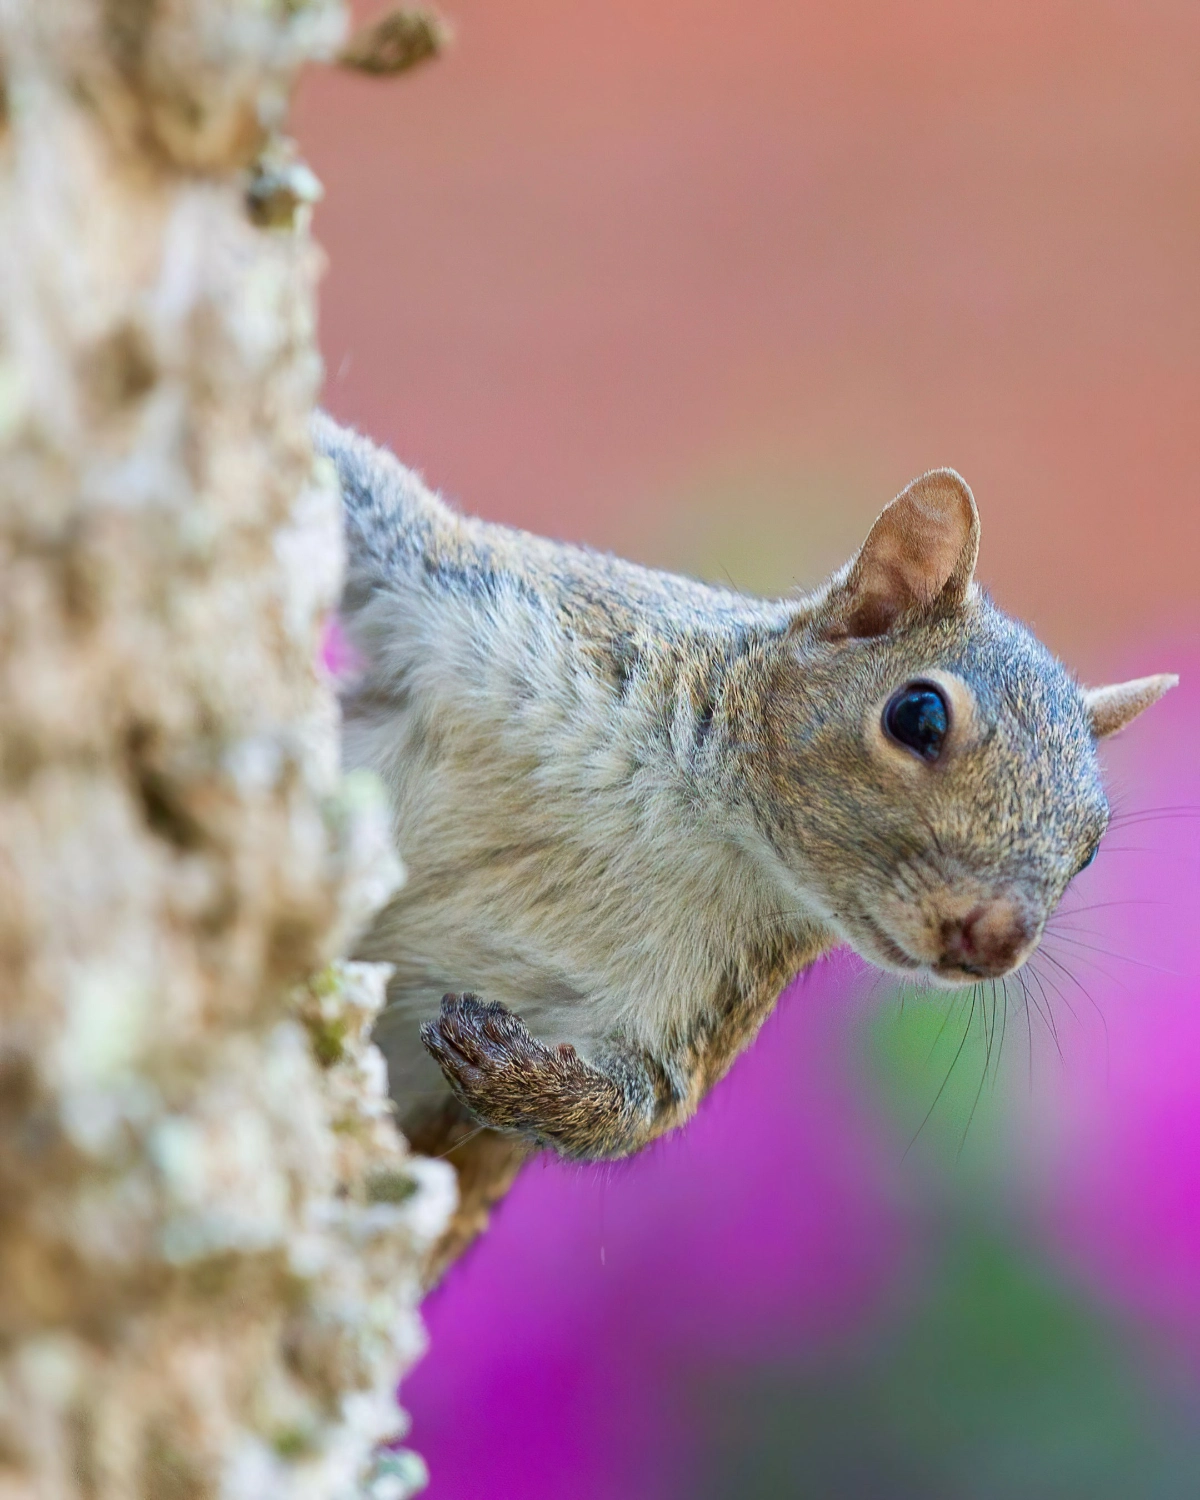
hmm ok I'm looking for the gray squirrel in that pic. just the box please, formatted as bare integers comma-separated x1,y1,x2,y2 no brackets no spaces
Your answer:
315,413,1175,1280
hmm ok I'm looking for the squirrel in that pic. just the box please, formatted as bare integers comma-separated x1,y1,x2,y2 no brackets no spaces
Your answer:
314,412,1176,1282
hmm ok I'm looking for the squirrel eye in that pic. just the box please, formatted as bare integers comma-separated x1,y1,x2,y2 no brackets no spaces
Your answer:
883,682,950,762
1074,842,1099,876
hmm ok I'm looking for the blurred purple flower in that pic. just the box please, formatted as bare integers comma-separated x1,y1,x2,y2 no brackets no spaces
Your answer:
1040,651,1200,1340
320,612,364,681
404,951,908,1500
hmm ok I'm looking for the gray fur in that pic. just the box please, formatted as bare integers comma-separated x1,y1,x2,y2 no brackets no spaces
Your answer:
314,413,1169,1207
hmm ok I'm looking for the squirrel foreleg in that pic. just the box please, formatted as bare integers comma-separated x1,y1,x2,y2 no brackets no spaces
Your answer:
421,994,667,1160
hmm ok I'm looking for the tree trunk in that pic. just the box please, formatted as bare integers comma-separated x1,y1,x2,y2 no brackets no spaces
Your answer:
0,4,453,1497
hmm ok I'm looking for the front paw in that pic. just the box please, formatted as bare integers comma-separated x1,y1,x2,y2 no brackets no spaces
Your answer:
420,993,611,1143
421,993,547,1100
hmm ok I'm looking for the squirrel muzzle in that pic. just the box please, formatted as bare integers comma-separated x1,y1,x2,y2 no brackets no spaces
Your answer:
935,897,1035,981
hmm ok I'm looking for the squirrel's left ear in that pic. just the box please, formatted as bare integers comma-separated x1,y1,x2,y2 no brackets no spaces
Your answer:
812,468,979,641
1084,674,1178,739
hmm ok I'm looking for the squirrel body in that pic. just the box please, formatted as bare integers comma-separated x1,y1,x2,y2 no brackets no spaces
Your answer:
316,414,1175,1277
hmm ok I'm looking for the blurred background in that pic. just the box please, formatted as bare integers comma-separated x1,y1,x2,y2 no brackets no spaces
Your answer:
296,3,1199,1494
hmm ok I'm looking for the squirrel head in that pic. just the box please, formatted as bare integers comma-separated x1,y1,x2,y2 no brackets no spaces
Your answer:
756,470,1177,988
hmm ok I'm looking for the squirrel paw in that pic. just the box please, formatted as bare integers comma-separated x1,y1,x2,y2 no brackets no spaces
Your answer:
421,993,618,1149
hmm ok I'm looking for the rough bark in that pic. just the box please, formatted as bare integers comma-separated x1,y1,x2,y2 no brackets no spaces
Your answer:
0,3,454,1497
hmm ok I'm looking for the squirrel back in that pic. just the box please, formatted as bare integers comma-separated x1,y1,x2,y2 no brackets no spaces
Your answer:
318,414,809,1078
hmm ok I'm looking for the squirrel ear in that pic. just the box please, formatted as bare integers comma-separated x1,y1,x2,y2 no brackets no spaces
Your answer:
815,469,980,641
1084,674,1178,739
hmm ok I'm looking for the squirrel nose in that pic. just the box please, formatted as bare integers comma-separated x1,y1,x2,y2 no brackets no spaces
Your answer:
941,900,1033,977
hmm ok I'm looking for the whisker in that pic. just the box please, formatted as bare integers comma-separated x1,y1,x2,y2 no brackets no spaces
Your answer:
957,993,993,1162
992,977,1010,1095
903,984,978,1162
1025,965,1066,1060
1033,952,1085,1027
864,968,893,1008
1038,948,1116,1008
1049,898,1164,919
959,981,1006,1159
430,1124,488,1159
923,984,971,1065
1016,971,1035,1094
1108,806,1200,827
1043,932,1179,977
1035,949,1115,1072
1044,950,1112,1084
981,977,997,1079
1040,940,1131,995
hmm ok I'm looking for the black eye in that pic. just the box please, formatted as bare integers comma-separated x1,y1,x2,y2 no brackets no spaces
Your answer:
1074,842,1099,876
883,682,950,762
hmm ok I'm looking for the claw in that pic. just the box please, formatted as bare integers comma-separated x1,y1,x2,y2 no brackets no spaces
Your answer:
422,992,541,1087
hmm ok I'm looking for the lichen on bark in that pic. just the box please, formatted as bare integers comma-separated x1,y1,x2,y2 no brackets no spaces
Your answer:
0,3,454,1496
